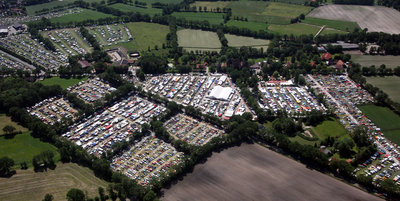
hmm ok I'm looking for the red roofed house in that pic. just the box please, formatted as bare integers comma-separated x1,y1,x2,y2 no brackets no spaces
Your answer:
335,60,345,69
321,53,332,61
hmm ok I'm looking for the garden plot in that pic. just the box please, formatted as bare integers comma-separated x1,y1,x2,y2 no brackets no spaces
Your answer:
62,95,166,156
308,4,400,34
143,74,251,119
0,50,35,71
89,24,132,47
164,114,223,145
177,29,221,53
45,29,91,56
111,136,184,185
67,78,116,103
27,97,78,125
0,34,68,70
258,80,326,115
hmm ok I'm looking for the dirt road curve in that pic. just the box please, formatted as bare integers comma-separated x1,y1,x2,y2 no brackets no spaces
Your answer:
162,143,383,201
308,5,400,34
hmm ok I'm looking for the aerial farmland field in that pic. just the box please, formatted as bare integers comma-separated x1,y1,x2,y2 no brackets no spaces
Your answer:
302,17,360,32
226,20,268,32
351,55,400,68
226,34,269,49
109,3,162,16
50,9,114,25
0,163,108,201
177,29,221,52
172,12,224,25
308,5,400,34
365,76,400,103
162,143,383,201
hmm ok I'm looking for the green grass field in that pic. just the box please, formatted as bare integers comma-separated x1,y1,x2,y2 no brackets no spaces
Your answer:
115,22,169,53
191,1,230,11
26,0,104,15
0,132,60,168
226,34,269,49
0,163,108,201
359,104,400,145
0,114,28,135
291,117,349,145
177,29,221,53
172,12,224,25
320,28,347,35
109,3,162,16
365,76,400,103
302,17,360,32
50,9,114,24
38,77,88,90
269,23,319,36
226,20,268,32
351,55,400,68
228,1,312,24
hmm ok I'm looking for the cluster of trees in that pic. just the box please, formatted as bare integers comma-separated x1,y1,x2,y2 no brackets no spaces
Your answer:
32,150,55,171
138,54,168,74
217,28,228,48
79,27,100,50
0,157,15,177
23,0,53,6
378,0,400,11
290,13,305,24
360,65,400,77
332,0,374,5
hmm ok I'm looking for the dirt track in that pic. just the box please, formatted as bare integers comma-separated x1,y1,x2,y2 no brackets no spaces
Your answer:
162,143,383,201
308,5,400,34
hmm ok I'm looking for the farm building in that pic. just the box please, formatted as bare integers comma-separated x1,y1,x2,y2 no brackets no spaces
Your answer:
322,41,359,50
0,26,8,37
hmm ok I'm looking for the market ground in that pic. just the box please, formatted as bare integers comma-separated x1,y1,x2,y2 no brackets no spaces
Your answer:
161,143,383,201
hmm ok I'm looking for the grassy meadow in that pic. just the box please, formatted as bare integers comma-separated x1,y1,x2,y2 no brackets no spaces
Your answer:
226,34,269,49
38,77,88,90
226,20,268,32
359,104,400,145
365,76,400,103
302,17,360,32
172,12,225,25
177,29,221,52
351,55,400,68
109,3,162,16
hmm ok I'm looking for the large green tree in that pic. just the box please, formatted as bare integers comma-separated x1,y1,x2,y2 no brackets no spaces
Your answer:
0,156,14,176
66,188,85,201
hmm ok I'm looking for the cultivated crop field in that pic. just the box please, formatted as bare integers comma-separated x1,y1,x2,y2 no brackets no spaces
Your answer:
162,143,383,201
122,22,169,52
269,23,320,36
172,12,224,25
38,77,88,90
308,5,400,34
177,29,221,53
351,55,400,68
366,76,400,103
50,9,114,25
0,163,108,201
0,132,59,168
359,104,400,145
226,20,268,32
226,34,269,49
302,17,360,32
109,3,162,16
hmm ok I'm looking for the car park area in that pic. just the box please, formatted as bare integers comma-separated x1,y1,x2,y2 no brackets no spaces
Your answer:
45,28,91,56
143,74,251,119
0,34,67,70
0,50,34,71
258,80,326,115
27,97,78,125
164,114,223,146
67,78,116,103
111,136,184,186
89,24,132,47
62,95,166,156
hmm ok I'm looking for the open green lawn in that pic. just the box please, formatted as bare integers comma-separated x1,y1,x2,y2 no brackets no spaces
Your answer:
0,114,28,135
269,23,319,36
226,20,268,32
0,132,60,168
358,104,400,145
50,9,114,24
302,17,360,32
117,22,169,53
109,3,162,16
26,0,104,15
38,77,88,90
172,12,224,25
227,1,312,24
290,117,349,145
177,29,221,53
0,163,108,201
320,28,347,35
366,76,400,103
226,34,269,49
351,55,400,68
